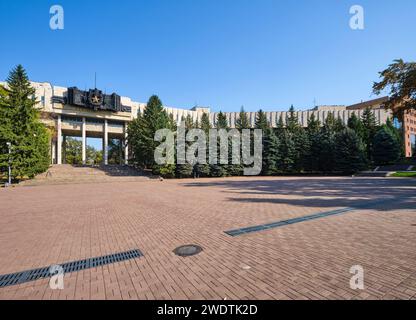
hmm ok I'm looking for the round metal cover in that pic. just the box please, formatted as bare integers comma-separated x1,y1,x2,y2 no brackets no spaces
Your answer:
173,245,203,257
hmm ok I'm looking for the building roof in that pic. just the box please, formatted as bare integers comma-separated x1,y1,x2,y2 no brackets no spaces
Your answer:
346,97,389,110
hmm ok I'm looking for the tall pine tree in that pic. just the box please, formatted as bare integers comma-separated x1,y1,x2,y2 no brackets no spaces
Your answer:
0,65,50,180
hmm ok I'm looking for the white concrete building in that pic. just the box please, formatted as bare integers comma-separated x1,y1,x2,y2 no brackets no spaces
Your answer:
0,81,394,164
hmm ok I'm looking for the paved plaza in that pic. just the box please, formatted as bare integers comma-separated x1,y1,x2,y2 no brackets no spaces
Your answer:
0,176,415,300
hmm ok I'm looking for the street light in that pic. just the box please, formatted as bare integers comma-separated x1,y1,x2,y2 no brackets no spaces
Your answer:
6,142,11,187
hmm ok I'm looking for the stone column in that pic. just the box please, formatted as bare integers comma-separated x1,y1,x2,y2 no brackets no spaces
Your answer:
82,117,87,165
124,122,129,165
62,135,67,164
57,115,62,165
51,139,56,164
104,119,108,165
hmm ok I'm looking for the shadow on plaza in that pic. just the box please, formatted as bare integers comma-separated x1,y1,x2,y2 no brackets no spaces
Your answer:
182,178,416,212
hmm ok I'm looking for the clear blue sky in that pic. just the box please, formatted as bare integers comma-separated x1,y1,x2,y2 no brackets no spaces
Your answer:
1,0,415,113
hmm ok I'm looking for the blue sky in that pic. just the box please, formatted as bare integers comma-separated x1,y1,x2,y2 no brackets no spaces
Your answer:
1,0,415,113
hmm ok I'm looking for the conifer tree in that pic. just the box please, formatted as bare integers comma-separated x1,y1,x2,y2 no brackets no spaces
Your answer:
262,128,280,175
361,107,379,162
372,126,401,165
347,112,365,140
127,95,175,176
235,106,251,130
334,128,367,174
0,65,50,180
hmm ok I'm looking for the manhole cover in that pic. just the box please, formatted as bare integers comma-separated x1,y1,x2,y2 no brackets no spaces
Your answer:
173,245,203,257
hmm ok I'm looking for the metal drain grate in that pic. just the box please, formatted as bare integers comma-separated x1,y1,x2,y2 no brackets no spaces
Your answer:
0,249,143,288
224,198,397,237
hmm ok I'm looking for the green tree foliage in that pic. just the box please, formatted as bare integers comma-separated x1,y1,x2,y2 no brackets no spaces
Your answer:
361,107,379,162
347,112,365,141
304,113,321,172
372,126,401,165
334,128,367,174
254,109,269,130
197,112,211,176
127,95,175,176
210,112,229,177
373,59,416,119
262,128,280,175
0,65,50,180
235,106,251,130
64,137,102,165
286,106,309,172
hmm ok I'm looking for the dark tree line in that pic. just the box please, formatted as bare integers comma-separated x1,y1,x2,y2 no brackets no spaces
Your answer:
128,97,403,178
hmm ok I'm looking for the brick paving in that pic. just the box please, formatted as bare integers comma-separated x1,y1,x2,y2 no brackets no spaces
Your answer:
0,176,415,300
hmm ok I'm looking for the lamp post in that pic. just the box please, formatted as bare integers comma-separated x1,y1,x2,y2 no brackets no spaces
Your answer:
5,142,12,187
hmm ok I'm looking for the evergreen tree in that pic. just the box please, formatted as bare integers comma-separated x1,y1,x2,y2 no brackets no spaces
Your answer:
334,128,367,174
372,127,401,165
216,112,228,129
127,95,175,176
200,112,211,134
285,105,308,172
198,112,211,176
184,114,195,129
286,105,299,132
347,112,365,140
361,107,379,162
307,113,320,134
304,113,321,172
262,128,280,175
276,130,296,173
235,106,251,130
254,109,269,130
0,65,50,180
317,123,336,172
210,112,228,177
334,117,346,132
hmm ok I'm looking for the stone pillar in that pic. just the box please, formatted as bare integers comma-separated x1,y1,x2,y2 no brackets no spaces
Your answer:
62,135,67,164
57,115,62,165
51,139,56,164
104,119,108,165
124,122,129,165
82,117,87,165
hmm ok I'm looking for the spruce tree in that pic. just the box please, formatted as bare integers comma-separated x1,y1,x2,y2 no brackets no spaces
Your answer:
276,129,296,173
318,121,337,172
286,105,308,172
198,112,211,176
307,113,320,134
235,106,251,130
347,112,365,140
262,128,280,175
209,112,228,177
0,65,50,180
304,113,321,172
334,128,367,174
372,127,401,165
127,95,175,176
254,109,269,130
200,112,211,134
361,107,379,162
286,105,299,132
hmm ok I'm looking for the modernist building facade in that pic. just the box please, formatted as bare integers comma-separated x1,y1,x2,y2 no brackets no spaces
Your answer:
2,81,414,164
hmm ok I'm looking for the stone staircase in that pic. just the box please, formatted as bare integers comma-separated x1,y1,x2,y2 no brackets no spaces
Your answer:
19,164,149,186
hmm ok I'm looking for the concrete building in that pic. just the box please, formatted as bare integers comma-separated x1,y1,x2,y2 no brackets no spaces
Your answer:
1,81,412,164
